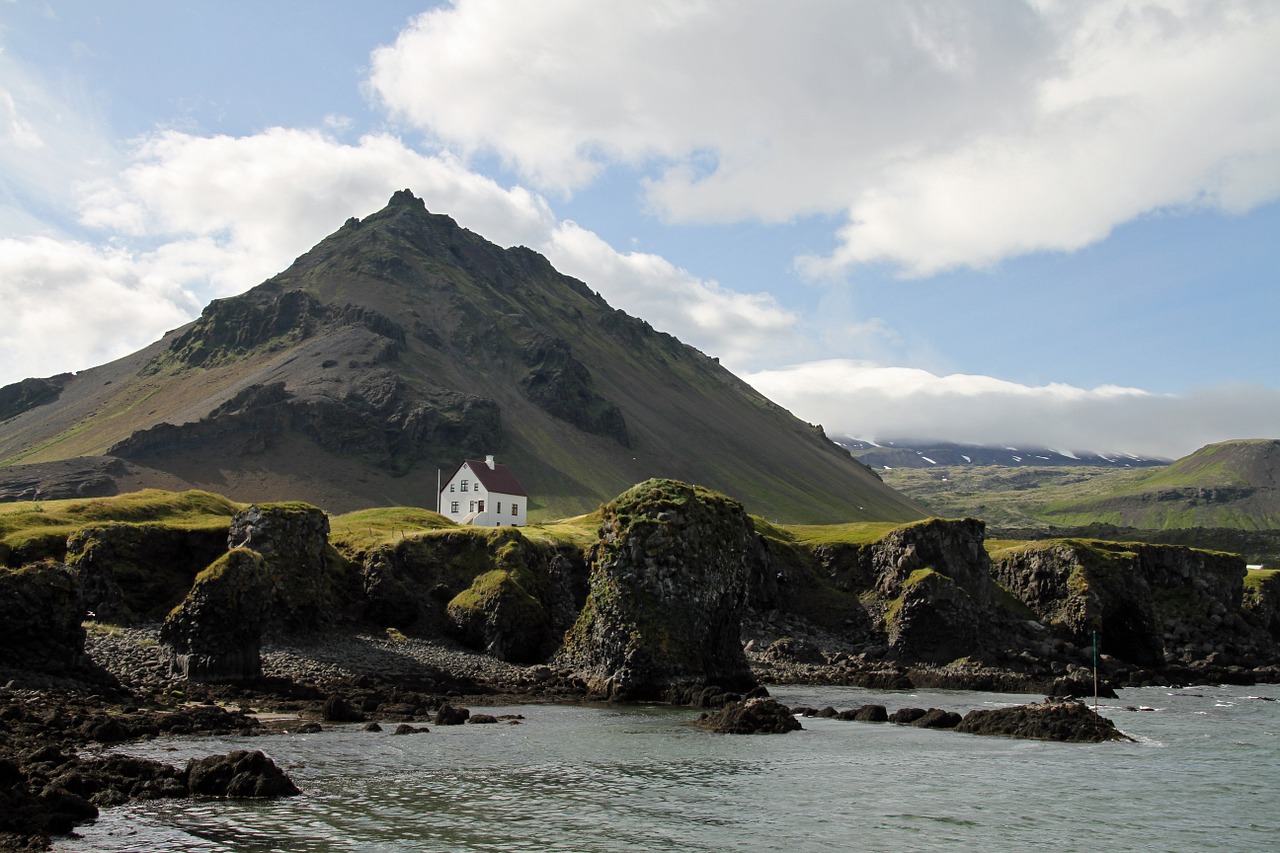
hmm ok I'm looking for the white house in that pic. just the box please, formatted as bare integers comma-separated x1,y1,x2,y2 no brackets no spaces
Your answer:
439,455,528,526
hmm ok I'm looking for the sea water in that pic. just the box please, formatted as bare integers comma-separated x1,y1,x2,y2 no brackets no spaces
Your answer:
57,683,1280,852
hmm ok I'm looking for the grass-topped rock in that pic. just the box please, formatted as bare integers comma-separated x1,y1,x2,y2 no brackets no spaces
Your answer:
161,548,272,682
560,479,759,700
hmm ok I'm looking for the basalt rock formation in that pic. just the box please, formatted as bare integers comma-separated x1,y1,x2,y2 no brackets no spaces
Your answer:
560,479,759,700
954,699,1133,743
990,539,1268,670
161,548,273,682
0,562,86,676
696,698,802,734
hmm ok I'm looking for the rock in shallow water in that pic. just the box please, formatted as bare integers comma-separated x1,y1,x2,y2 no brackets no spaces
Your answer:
955,699,1132,743
695,698,802,734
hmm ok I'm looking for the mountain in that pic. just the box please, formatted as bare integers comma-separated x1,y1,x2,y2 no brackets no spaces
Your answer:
1039,439,1280,531
0,190,924,524
835,437,1170,470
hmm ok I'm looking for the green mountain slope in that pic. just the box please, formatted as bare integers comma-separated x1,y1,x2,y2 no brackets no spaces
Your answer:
1041,439,1280,530
0,190,924,524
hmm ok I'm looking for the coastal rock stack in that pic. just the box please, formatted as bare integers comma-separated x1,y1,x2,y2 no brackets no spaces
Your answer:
161,548,273,682
560,479,758,700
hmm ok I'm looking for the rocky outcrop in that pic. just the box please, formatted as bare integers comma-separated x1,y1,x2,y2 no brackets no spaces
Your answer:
111,374,503,478
560,479,758,700
0,456,131,503
228,502,346,630
872,519,997,662
695,698,801,734
161,549,272,682
360,527,586,662
447,570,549,664
1243,571,1280,640
0,562,86,675
991,539,1257,667
884,568,983,664
185,750,301,798
954,699,1132,743
0,374,72,422
66,523,228,623
520,335,631,447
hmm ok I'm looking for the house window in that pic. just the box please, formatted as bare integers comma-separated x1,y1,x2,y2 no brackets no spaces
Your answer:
469,500,476,512
460,480,469,492
512,503,518,516
450,484,455,492
496,501,502,514
450,501,459,513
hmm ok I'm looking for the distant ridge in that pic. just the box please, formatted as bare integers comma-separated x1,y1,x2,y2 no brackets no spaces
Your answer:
0,190,925,524
1042,438,1280,531
835,437,1170,470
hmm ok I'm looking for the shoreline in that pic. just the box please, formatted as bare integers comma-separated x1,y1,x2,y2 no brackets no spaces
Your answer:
3,624,1277,852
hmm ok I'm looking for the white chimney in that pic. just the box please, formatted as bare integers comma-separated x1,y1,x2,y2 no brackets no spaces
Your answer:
485,455,496,469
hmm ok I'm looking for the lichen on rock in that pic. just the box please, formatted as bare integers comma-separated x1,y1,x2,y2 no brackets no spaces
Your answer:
559,478,758,700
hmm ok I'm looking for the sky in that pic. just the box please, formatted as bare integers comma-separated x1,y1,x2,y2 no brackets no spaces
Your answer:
1,0,1278,460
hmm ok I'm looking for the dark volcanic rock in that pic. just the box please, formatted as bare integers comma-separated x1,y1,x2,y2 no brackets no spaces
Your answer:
227,502,335,630
433,703,470,725
885,569,982,664
695,698,802,734
161,548,272,682
520,335,630,447
559,479,759,701
910,708,962,729
955,699,1132,743
185,750,301,797
991,540,1251,667
67,522,228,623
321,695,365,723
0,374,72,422
0,562,87,675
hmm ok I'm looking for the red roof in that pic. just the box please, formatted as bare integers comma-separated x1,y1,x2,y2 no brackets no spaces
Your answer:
442,458,527,497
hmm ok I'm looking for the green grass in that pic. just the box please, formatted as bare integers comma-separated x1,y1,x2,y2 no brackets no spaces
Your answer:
781,520,903,547
328,506,456,554
0,489,242,564
521,511,602,548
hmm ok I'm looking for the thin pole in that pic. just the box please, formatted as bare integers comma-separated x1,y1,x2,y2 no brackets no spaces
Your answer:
436,469,441,513
1093,630,1099,711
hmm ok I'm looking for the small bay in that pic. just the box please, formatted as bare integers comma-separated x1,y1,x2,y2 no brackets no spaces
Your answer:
58,683,1280,852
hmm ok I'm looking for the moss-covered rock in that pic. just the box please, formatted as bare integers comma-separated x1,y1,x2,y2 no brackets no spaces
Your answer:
227,503,354,630
991,539,1254,667
161,548,272,682
358,526,584,662
66,523,228,623
560,479,758,700
446,569,548,663
1242,569,1280,640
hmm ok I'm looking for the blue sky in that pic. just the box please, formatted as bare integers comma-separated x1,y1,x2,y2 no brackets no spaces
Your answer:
2,1,1278,458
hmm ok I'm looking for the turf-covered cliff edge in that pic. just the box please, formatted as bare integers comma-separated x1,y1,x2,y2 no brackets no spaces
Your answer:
0,190,922,524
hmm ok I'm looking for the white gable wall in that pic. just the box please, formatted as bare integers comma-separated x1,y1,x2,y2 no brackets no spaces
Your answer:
440,461,526,526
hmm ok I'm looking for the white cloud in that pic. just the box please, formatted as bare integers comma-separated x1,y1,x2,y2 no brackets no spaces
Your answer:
542,222,800,368
0,236,195,383
0,42,117,225
75,127,561,301
370,0,1280,275
742,359,1280,459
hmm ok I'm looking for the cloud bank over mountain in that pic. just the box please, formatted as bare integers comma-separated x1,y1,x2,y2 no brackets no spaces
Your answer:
744,361,1280,459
